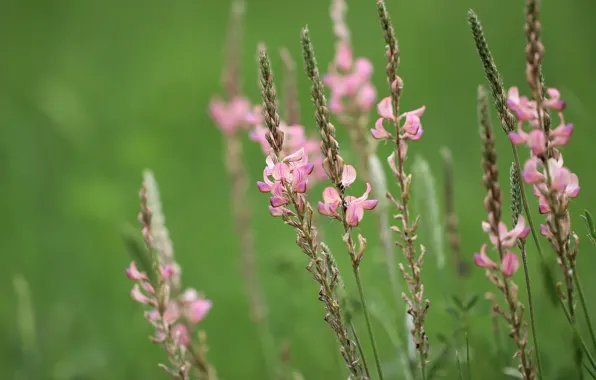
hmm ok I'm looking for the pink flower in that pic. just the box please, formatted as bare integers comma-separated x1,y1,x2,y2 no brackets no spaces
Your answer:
345,183,378,227
160,265,174,280
318,187,342,220
341,165,357,188
370,118,393,140
551,166,580,198
324,42,377,114
522,157,545,184
543,88,565,111
509,122,573,154
186,299,213,324
163,301,181,324
473,244,497,269
126,261,147,281
481,215,530,249
131,284,156,306
334,41,353,72
401,107,425,141
171,324,190,346
375,97,425,141
506,87,538,122
550,123,574,147
208,96,252,135
258,149,315,217
509,128,546,155
501,252,520,277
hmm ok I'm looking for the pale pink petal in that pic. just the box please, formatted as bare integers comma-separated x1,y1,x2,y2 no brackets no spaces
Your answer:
131,284,155,305
322,187,341,204
270,196,289,207
473,244,497,269
126,261,147,281
540,224,552,237
171,324,190,346
160,265,173,280
335,42,353,72
527,130,546,155
268,206,285,217
508,132,526,145
283,147,305,163
522,157,545,184
377,97,394,119
186,299,212,324
501,252,520,277
357,83,377,111
551,124,573,147
362,199,378,210
341,165,357,188
407,105,426,118
566,173,580,198
163,301,181,324
257,181,272,193
371,118,392,139
353,58,373,80
345,203,364,227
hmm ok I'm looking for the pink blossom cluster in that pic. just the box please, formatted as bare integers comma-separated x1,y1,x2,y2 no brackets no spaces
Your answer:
126,261,212,346
323,42,377,114
256,147,315,217
506,87,579,237
209,96,253,135
370,91,426,168
318,165,378,227
474,216,529,277
248,108,327,182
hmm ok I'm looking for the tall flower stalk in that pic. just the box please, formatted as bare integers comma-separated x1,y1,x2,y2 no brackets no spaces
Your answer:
126,174,215,379
208,1,277,376
256,47,367,379
300,27,384,380
375,1,430,378
473,86,535,380
324,0,403,319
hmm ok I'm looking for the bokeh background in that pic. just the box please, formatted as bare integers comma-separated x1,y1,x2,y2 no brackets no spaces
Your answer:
2,0,596,379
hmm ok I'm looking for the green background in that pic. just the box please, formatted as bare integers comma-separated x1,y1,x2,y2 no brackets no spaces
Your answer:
1,0,595,378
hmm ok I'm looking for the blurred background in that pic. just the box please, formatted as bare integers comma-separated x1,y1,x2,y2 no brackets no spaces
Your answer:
1,0,596,379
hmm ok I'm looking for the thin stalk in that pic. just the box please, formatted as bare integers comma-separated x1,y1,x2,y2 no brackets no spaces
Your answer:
456,351,465,380
560,299,596,371
519,242,544,379
354,267,384,380
585,363,596,380
466,334,471,380
350,321,372,379
574,271,596,352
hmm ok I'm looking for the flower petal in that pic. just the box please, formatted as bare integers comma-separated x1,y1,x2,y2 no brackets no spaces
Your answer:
501,252,520,277
341,165,357,188
377,97,394,119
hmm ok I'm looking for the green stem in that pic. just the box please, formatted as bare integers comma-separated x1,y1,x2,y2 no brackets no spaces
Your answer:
575,271,596,352
466,334,471,380
560,299,596,371
354,267,384,380
585,363,596,380
519,242,544,380
350,321,371,379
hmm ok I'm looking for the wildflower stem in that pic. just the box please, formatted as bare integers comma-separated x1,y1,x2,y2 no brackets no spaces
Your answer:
519,242,544,380
350,321,372,379
353,266,384,380
560,299,596,371
300,26,384,380
466,334,471,380
574,271,596,352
